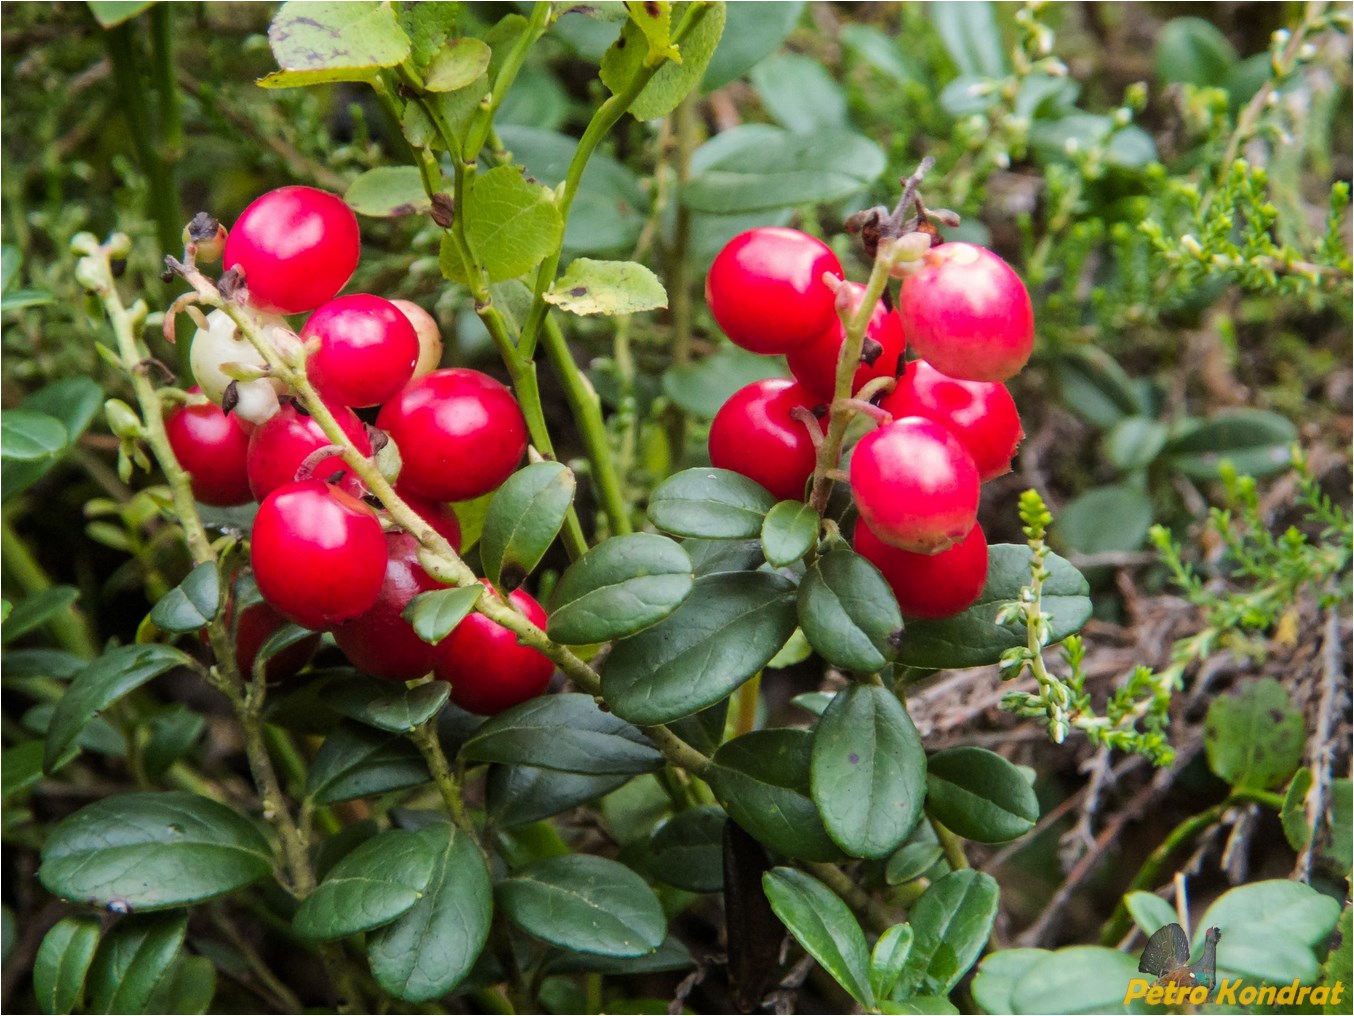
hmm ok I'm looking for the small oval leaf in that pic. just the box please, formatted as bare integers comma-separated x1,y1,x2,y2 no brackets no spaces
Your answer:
649,806,726,893
761,500,819,567
404,584,483,645
461,693,662,775
34,916,101,1015
480,462,576,589
293,828,438,940
547,533,694,645
902,870,1000,996
647,467,776,539
924,746,1039,844
763,867,875,1007
306,721,431,804
798,549,903,673
149,562,220,634
328,674,450,733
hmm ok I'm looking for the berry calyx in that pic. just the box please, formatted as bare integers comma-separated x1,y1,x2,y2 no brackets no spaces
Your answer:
786,282,906,402
164,389,253,507
854,519,989,620
850,416,980,554
302,294,420,408
897,242,1034,382
434,580,554,715
706,228,844,354
708,378,819,502
223,186,360,315
881,361,1023,482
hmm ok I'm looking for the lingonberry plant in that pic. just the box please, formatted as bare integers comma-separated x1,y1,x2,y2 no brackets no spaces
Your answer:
4,4,1349,1016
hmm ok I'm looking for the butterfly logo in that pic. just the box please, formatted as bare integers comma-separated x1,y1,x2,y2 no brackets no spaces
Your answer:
1138,923,1222,991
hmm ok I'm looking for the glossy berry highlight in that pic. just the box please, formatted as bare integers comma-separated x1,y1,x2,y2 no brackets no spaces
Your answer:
164,390,253,507
303,294,420,408
708,378,819,502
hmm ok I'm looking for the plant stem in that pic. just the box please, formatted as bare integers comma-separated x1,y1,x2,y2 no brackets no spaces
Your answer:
148,5,183,156
409,720,477,839
463,1,552,158
734,673,761,737
930,817,971,871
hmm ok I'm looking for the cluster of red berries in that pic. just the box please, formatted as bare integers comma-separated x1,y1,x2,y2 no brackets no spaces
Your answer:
165,186,552,714
704,227,1032,620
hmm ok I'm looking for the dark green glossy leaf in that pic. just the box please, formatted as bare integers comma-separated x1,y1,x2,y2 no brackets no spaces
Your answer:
545,259,667,316
327,674,450,733
702,1,803,90
601,1,726,121
488,765,631,828
708,729,839,862
662,345,788,419
544,934,694,975
3,585,80,644
762,500,819,567
263,1,410,85
2,741,44,798
306,721,431,804
798,549,903,673
144,954,215,1015
666,698,729,756
1166,410,1297,480
1008,946,1141,1015
811,684,925,859
648,467,776,539
44,644,191,772
649,806,726,893
603,571,798,725
1054,346,1145,428
871,924,914,1003
925,746,1039,843
547,533,693,645
480,462,576,588
970,948,1051,1016
39,793,271,910
885,842,945,885
345,166,431,217
142,706,205,782
763,867,874,1007
684,537,765,576
902,870,1000,996
293,828,437,940
898,545,1090,670
462,693,662,775
368,823,492,1001
34,915,100,1015
3,647,85,679
405,585,482,645
149,561,220,634
498,854,666,957
1058,485,1154,556
1204,678,1305,790
86,911,186,1015
1,409,67,460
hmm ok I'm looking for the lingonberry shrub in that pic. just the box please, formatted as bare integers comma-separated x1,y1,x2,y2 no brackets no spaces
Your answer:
708,377,819,501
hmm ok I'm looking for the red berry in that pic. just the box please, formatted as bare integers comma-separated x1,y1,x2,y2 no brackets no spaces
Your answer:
164,389,253,506
250,480,387,630
376,369,527,502
854,519,989,620
708,378,819,502
881,361,1023,482
786,282,906,402
850,417,980,554
898,243,1034,382
223,186,360,315
434,580,554,715
333,532,445,683
303,294,420,408
706,228,844,354
233,599,322,681
246,399,371,501
397,490,462,553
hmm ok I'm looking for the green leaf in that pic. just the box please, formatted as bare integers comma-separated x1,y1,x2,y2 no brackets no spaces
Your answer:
85,912,186,1015
798,549,904,673
811,684,926,859
345,166,432,217
662,345,788,419
294,828,437,940
86,1,156,29
144,954,215,1015
34,915,101,1015
327,673,450,733
3,585,80,644
149,561,220,634
1103,416,1169,473
603,571,798,725
602,2,726,121
1204,678,1305,790
648,806,726,893
39,793,271,910
702,1,803,90
44,644,191,773
762,500,819,567
480,462,576,588
648,467,776,539
142,706,206,782
1323,778,1352,874
1057,485,1154,556
898,545,1091,670
404,585,483,645
1281,767,1315,851
1156,16,1236,87
763,868,874,1007
424,36,492,91
453,165,564,284
545,259,668,316
885,842,944,885
708,729,840,862
924,746,1040,843
1323,906,1352,1014
622,0,676,62
1124,891,1177,937
306,721,431,804
684,126,886,214
1054,346,1145,428
498,854,666,957
970,948,1051,1016
462,693,662,775
928,1,1009,78
266,1,411,83
488,765,631,828
749,52,847,134
1198,878,1341,952
1007,946,1139,1015
871,924,914,1003
368,823,493,1002
2,741,45,798
547,533,694,645
1165,410,1297,480
1,410,68,461
903,870,1000,996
